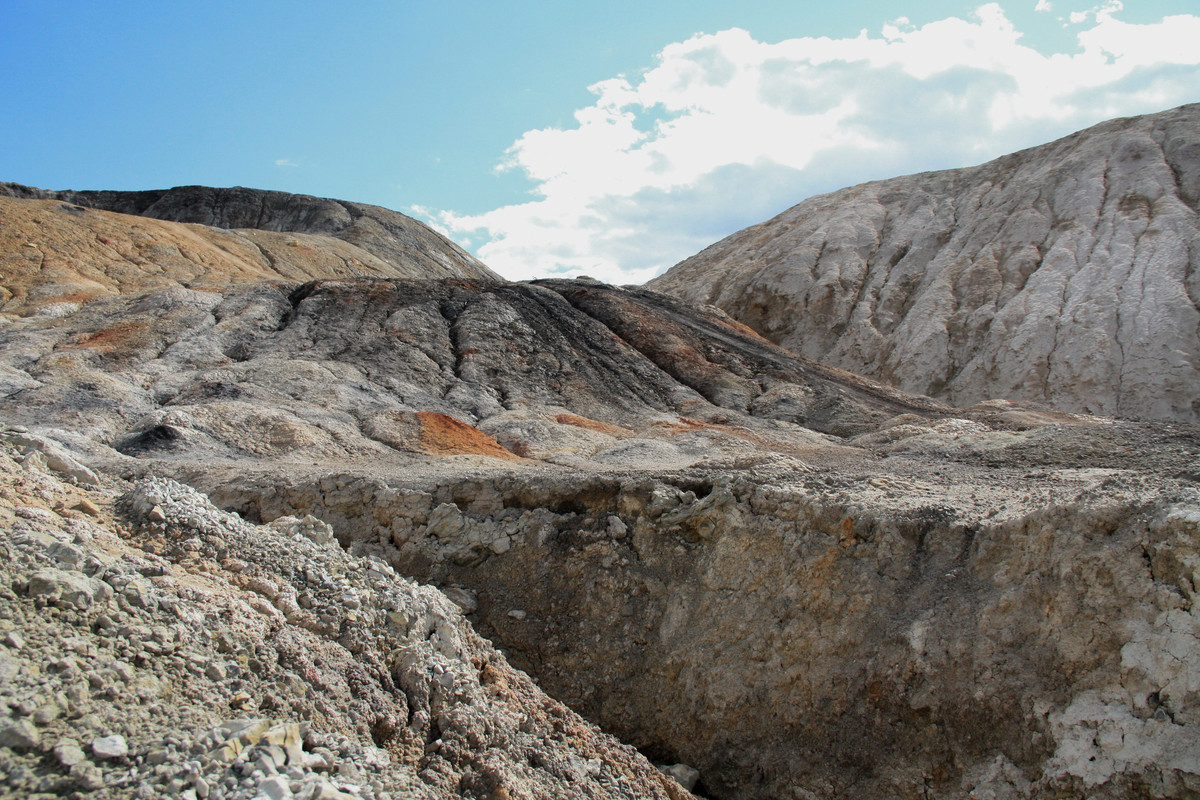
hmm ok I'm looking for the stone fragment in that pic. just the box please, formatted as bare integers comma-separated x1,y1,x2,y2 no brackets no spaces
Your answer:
607,515,628,539
54,739,87,767
0,431,101,486
0,718,41,750
0,652,21,683
32,701,61,725
268,515,336,545
441,586,477,614
73,498,102,517
296,778,358,800
47,540,85,568
259,723,304,765
28,568,112,609
90,734,128,759
70,762,106,790
258,775,293,800
659,763,700,791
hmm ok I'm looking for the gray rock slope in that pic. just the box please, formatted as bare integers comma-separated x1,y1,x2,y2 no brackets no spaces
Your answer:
649,103,1200,423
0,276,948,476
1,183,501,283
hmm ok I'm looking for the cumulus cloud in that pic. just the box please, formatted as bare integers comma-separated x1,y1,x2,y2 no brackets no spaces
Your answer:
425,3,1200,283
274,158,298,167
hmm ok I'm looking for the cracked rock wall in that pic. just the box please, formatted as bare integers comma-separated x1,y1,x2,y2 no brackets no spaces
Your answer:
650,103,1200,423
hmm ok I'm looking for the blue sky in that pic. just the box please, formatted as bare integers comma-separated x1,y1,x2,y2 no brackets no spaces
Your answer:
3,1,1199,282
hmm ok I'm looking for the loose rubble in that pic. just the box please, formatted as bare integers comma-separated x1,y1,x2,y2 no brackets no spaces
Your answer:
0,443,691,799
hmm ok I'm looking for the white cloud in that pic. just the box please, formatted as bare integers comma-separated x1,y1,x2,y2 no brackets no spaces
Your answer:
425,3,1200,284
274,158,298,167
1035,0,1052,11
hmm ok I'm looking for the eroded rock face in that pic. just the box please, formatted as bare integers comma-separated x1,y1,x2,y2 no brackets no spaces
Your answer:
650,103,1200,423
0,277,945,469
209,425,1200,800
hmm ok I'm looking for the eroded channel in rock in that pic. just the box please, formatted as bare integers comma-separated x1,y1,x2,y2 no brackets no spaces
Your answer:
208,463,1200,800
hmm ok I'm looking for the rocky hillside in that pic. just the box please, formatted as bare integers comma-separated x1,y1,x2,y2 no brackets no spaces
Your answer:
0,274,957,467
2,166,1200,800
0,184,499,314
3,269,1199,799
649,103,1200,424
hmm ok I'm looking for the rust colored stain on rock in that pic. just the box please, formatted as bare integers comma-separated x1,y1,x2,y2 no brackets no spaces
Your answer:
553,413,629,437
415,412,521,460
66,320,151,353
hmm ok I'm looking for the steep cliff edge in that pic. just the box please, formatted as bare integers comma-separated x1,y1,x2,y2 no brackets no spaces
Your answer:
649,103,1200,423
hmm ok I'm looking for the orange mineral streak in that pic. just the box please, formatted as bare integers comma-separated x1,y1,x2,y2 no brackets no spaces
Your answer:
414,412,522,461
61,320,152,353
553,413,630,437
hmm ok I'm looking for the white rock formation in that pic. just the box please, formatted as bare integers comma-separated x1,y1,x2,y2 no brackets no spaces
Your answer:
650,103,1200,422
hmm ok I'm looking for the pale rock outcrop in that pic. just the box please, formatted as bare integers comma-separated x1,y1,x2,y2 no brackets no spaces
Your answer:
212,433,1200,800
650,103,1200,423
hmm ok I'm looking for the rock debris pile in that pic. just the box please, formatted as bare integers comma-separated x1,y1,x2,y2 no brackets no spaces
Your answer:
0,442,692,800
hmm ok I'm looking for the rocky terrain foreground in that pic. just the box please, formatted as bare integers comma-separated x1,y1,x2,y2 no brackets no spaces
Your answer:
3,127,1200,800
0,445,691,800
650,103,1200,425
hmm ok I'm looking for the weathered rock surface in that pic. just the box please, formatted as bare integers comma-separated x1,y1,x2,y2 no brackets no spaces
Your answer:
0,184,499,315
210,426,1200,800
2,266,1198,798
650,103,1200,423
